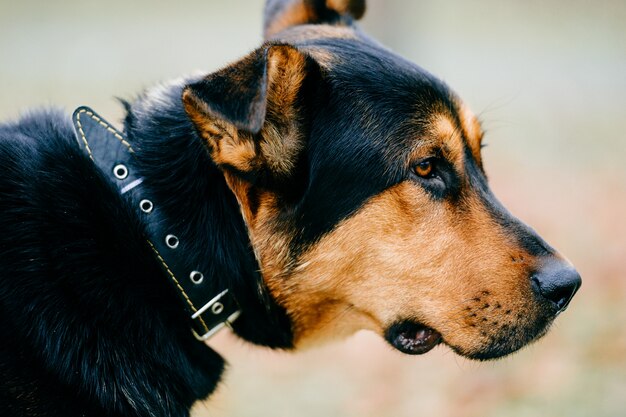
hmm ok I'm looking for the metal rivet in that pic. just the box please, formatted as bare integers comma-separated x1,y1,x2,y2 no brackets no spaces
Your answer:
139,199,153,213
113,164,128,180
189,271,204,285
165,234,179,249
211,302,224,315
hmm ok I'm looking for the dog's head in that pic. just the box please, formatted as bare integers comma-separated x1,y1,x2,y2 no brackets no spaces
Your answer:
182,0,580,360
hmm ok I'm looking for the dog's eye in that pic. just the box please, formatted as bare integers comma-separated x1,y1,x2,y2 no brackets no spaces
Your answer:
411,157,455,199
414,160,434,178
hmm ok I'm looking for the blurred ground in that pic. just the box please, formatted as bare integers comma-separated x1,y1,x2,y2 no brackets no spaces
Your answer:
1,1,625,416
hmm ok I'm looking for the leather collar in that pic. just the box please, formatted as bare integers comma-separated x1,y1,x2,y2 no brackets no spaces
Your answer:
72,106,240,341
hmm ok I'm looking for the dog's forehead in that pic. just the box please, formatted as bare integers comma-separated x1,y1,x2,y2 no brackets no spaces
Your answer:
277,26,443,83
291,33,466,131
292,32,484,159
277,27,483,142
318,37,483,167
277,27,485,247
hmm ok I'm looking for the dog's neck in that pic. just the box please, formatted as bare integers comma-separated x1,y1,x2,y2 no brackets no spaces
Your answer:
120,78,293,348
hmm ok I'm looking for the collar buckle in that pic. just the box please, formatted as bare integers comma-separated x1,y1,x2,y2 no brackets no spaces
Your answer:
191,289,241,340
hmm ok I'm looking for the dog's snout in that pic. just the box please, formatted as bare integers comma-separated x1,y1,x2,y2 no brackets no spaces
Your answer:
531,259,581,312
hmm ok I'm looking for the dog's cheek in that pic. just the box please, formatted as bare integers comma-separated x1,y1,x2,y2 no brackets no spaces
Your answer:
266,181,543,353
263,183,436,345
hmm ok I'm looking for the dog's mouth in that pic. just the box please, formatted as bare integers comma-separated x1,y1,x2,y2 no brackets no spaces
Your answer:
385,321,442,355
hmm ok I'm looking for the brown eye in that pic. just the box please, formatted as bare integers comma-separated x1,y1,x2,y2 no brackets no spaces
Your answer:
415,160,433,178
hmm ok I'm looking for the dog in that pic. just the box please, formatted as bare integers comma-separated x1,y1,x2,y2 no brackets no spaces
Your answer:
0,0,581,416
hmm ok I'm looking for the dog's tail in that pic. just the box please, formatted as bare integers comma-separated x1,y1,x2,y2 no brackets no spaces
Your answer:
264,0,366,39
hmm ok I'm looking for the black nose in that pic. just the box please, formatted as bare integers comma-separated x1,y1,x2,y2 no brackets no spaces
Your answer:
531,260,581,312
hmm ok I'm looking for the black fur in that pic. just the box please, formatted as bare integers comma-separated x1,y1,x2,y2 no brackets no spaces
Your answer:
125,84,293,349
0,35,475,417
183,49,271,134
0,3,560,415
269,38,459,248
0,84,292,416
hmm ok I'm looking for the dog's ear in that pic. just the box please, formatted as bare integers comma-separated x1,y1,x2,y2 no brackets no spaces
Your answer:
264,0,366,38
183,44,307,180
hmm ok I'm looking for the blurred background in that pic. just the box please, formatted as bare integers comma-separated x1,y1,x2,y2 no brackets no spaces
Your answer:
1,1,624,416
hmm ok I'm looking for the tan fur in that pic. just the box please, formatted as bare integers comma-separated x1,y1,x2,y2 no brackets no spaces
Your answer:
414,114,466,166
182,100,260,173
185,46,554,358
456,100,484,167
183,45,307,178
276,182,536,350
261,46,307,176
265,0,365,38
250,182,541,355
266,1,315,39
225,112,545,356
326,0,366,19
